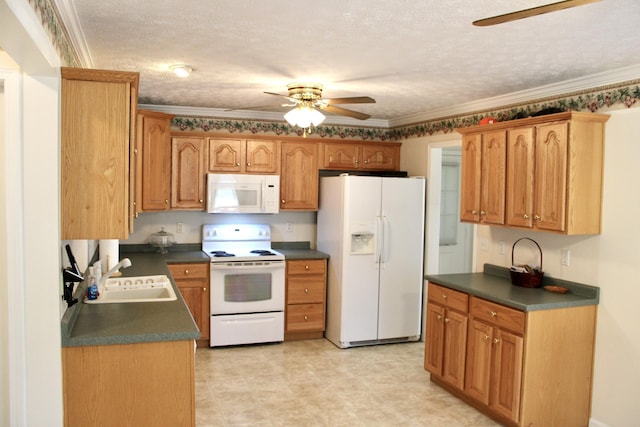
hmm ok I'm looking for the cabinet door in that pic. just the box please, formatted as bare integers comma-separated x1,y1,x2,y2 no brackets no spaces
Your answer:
280,141,318,210
245,139,279,173
460,133,482,222
168,263,210,345
534,122,568,232
208,138,243,172
491,329,524,422
442,309,468,390
171,137,206,209
480,130,506,224
506,127,535,228
465,319,493,405
361,144,399,170
424,303,445,375
139,114,172,211
321,143,359,169
61,73,136,240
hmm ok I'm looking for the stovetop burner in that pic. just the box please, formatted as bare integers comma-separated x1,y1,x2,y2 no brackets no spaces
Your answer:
210,251,235,257
251,250,276,256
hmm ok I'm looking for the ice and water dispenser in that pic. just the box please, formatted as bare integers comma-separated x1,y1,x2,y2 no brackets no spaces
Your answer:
350,223,375,254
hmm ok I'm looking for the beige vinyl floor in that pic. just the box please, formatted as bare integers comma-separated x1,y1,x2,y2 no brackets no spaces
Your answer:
195,339,500,426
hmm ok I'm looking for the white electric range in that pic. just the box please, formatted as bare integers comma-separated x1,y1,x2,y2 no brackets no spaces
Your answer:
202,224,285,347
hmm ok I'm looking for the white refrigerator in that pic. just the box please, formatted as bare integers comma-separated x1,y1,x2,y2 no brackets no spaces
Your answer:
317,175,426,348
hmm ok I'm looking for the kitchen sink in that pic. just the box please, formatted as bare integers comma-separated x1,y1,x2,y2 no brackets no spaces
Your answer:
84,275,177,304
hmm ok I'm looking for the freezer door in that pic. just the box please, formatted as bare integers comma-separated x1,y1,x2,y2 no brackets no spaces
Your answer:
377,177,426,340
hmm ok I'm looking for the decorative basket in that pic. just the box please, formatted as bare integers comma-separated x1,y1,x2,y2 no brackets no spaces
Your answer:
509,237,544,288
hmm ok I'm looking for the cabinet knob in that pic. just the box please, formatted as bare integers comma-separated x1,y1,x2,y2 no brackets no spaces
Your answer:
442,294,448,299
304,288,309,293
247,162,251,166
472,210,478,215
199,199,203,203
236,162,240,166
203,287,207,292
444,318,450,323
493,338,501,344
305,265,310,270
184,269,189,275
304,315,308,321
165,199,169,204
483,335,490,341
480,210,486,216
281,199,286,204
534,215,541,220
364,160,369,164
523,214,529,219
354,160,359,164
490,311,497,317
436,314,442,321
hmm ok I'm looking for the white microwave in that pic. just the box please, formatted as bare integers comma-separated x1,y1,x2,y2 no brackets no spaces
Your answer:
207,173,280,214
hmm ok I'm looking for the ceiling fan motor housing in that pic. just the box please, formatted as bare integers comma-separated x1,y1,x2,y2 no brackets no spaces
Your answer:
287,83,324,101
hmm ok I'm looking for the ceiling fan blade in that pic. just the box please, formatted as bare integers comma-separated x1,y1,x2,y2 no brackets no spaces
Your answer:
225,103,294,112
321,96,376,105
473,0,601,27
324,105,371,120
264,91,298,101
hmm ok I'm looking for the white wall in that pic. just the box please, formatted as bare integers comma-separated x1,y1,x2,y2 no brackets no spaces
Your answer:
472,108,640,427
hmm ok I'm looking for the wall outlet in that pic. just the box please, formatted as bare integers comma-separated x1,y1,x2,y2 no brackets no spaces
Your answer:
176,222,184,233
561,248,570,266
498,241,505,255
479,238,489,251
286,223,293,232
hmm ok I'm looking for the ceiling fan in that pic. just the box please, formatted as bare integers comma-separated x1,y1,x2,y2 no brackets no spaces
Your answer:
263,82,376,120
473,0,601,27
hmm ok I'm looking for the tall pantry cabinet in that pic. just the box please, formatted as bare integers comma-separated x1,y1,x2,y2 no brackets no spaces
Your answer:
61,68,139,239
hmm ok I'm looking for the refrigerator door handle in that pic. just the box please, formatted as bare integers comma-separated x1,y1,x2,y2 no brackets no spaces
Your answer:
375,216,383,265
381,216,390,265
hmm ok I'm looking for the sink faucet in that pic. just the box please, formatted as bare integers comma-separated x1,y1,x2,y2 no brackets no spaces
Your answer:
99,258,132,292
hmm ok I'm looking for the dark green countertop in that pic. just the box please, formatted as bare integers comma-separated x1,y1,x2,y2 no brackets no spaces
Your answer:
61,243,328,347
424,264,599,312
61,252,200,347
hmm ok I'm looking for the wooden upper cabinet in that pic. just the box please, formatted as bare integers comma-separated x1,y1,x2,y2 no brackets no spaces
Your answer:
171,137,206,210
136,110,174,212
461,112,609,234
460,131,506,225
320,142,400,170
280,141,318,211
61,67,139,240
208,138,279,174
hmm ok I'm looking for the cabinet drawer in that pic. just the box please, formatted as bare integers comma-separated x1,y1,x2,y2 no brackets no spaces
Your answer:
287,259,326,275
167,263,209,280
470,296,525,334
428,282,469,313
287,277,325,304
286,303,325,332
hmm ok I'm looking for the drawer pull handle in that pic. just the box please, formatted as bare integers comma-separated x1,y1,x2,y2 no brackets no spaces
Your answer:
304,288,309,293
490,311,497,317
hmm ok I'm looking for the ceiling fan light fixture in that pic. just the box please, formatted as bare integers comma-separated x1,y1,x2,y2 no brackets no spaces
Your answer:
284,104,326,128
170,64,192,78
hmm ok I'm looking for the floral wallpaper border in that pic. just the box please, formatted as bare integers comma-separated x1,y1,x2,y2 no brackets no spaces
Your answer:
31,0,640,141
28,0,80,67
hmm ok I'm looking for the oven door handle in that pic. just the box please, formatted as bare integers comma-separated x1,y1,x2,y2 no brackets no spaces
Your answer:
210,261,285,271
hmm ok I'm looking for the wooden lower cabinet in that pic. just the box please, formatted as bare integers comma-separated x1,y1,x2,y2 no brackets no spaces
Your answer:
425,281,597,427
285,259,327,340
62,340,195,427
168,263,210,347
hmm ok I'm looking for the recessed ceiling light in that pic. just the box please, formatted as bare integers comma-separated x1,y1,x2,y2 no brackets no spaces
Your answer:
170,65,192,78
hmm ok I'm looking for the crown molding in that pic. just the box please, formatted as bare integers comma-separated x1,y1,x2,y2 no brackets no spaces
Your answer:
138,104,390,128
52,0,93,67
389,64,640,128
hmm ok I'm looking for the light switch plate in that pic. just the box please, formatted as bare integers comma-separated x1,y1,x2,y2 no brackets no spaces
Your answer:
561,248,570,266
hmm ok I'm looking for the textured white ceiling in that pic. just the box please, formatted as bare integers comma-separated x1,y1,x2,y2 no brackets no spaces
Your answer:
66,0,640,124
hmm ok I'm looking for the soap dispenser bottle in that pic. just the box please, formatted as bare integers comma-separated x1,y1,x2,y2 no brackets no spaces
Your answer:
86,266,99,300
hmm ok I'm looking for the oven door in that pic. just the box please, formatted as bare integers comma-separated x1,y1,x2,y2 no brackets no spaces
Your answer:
210,260,285,314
